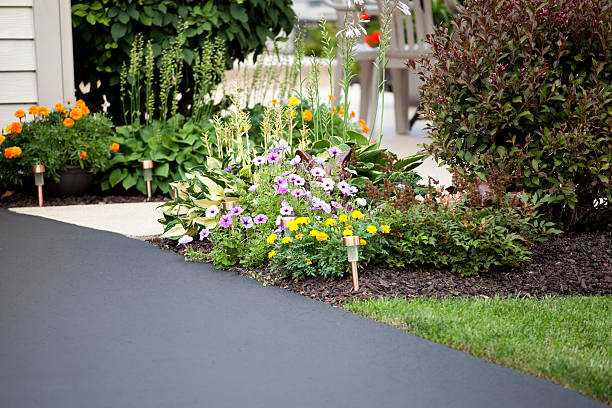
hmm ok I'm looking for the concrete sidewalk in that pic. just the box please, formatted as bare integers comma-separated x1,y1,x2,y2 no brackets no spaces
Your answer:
0,209,605,408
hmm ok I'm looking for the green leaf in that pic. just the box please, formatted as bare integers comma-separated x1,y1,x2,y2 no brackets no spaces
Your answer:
109,168,126,187
229,3,248,22
153,162,170,178
110,23,127,41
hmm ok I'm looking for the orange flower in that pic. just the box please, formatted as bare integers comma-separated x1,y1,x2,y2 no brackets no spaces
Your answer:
361,11,371,20
75,99,87,108
55,103,64,112
0,135,5,145
38,106,51,116
110,142,120,152
63,118,75,128
14,110,25,118
61,109,68,118
350,110,355,118
328,94,335,101
302,109,313,122
28,106,40,115
7,122,22,134
360,238,367,246
69,108,83,121
365,31,382,47
80,151,87,160
331,106,337,114
339,108,345,116
359,119,366,127
82,106,90,116
362,125,370,133
4,146,22,159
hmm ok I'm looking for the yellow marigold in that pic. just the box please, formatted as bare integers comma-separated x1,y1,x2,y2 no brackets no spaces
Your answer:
7,122,22,134
296,217,308,225
325,218,336,227
28,106,39,115
309,229,319,237
285,109,297,119
54,103,64,112
366,225,377,234
70,108,83,121
266,233,278,244
4,146,22,159
63,118,75,128
342,229,353,236
328,94,335,101
281,236,292,244
14,110,25,118
0,135,5,145
295,233,303,240
360,238,367,246
331,106,337,114
315,232,328,241
302,109,313,122
338,214,348,223
110,142,120,152
359,119,366,127
305,258,312,265
338,108,344,116
271,98,279,105
351,210,363,219
38,106,51,116
80,151,87,160
268,250,276,259
381,224,391,233
288,97,299,106
288,220,299,232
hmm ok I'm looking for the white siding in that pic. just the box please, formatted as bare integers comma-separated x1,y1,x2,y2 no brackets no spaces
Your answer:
0,71,37,103
0,40,36,71
0,7,34,39
0,1,34,6
0,103,33,122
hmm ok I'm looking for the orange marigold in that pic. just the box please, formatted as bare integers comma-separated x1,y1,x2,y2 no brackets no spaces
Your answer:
4,146,22,159
82,106,90,116
63,118,75,128
28,106,40,115
361,125,370,133
38,106,51,116
75,99,87,108
7,122,22,134
110,142,120,152
14,110,25,118
69,108,83,121
331,106,337,114
350,110,355,118
302,109,313,122
80,151,87,160
0,135,5,145
55,103,64,112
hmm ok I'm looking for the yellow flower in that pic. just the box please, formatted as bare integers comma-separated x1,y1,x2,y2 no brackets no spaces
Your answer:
359,119,366,127
0,135,5,145
315,232,328,241
381,225,391,233
288,97,299,106
288,220,299,232
14,110,25,118
296,217,308,225
268,250,276,259
281,236,292,244
4,146,22,159
271,98,279,105
366,225,377,234
344,225,352,230
28,106,40,115
266,233,278,244
309,229,319,237
325,218,336,227
331,106,337,114
38,106,51,116
328,94,335,101
338,214,348,223
351,210,363,219
360,239,367,246
343,229,353,236
295,234,303,240
305,258,312,265
302,109,313,121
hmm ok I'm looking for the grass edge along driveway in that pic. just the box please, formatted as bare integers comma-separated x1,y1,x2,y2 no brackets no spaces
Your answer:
344,295,612,404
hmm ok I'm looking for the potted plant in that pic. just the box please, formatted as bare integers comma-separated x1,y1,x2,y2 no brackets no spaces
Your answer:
0,100,118,196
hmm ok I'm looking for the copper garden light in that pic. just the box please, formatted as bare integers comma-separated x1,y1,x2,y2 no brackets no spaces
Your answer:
140,160,154,199
32,164,46,207
342,235,361,292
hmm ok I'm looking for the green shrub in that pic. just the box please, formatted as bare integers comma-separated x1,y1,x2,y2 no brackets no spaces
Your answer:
71,0,295,120
417,0,611,229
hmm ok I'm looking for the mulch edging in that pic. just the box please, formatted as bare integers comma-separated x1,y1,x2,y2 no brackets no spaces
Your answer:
147,231,612,306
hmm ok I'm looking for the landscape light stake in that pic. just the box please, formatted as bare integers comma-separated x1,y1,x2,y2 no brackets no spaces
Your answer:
140,160,154,199
32,164,46,207
221,200,239,232
279,217,296,235
342,235,361,292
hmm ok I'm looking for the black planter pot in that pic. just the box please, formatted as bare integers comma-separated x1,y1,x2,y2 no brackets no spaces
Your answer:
46,165,93,197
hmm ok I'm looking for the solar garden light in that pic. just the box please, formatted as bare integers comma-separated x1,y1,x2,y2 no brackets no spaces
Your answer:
221,200,239,212
32,164,46,207
342,235,361,292
140,160,154,199
279,217,296,234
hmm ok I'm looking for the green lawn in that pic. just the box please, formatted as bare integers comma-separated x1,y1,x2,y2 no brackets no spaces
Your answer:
345,296,612,403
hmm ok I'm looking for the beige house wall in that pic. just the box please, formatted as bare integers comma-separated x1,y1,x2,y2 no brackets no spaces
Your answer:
0,0,75,125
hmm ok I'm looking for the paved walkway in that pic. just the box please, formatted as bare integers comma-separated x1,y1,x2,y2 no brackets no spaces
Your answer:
0,209,605,407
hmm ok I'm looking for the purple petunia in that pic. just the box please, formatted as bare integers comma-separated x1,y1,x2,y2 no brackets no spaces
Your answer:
291,188,305,197
327,146,342,156
287,173,299,183
253,214,268,224
290,155,301,166
248,184,259,192
199,228,210,240
205,205,220,218
331,201,342,209
253,156,266,166
310,167,325,178
338,180,352,195
267,153,281,164
293,176,305,186
274,176,288,185
319,178,335,191
274,184,288,194
240,216,254,229
230,206,244,216
321,202,332,213
219,214,233,228
280,205,294,216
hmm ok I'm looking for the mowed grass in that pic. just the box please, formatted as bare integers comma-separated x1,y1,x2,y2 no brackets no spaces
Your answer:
345,296,612,403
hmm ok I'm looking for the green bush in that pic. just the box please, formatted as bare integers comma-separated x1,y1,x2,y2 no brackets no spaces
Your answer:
417,0,611,229
71,0,295,120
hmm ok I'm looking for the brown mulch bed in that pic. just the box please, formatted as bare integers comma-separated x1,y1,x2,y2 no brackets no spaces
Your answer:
147,231,612,306
0,191,167,208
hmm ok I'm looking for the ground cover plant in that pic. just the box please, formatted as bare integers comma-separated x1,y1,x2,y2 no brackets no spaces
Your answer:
416,0,612,229
345,296,612,403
